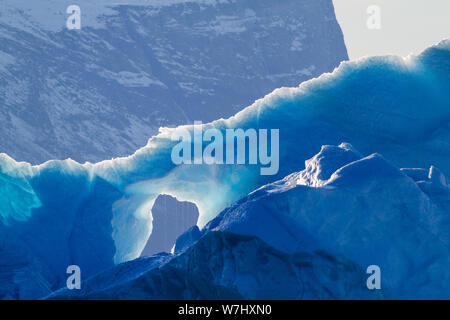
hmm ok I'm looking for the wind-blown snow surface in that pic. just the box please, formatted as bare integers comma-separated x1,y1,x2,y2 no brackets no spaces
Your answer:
0,40,449,298
0,0,347,164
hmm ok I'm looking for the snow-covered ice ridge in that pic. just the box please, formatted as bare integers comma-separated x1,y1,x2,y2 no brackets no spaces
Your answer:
0,0,347,164
0,40,449,298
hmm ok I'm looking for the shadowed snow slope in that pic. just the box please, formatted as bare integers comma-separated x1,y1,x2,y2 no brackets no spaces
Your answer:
0,41,449,298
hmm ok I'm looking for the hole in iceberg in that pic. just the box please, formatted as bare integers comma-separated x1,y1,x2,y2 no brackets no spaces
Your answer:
140,194,199,257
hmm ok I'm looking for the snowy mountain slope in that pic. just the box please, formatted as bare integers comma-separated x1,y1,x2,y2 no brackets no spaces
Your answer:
0,41,448,299
49,232,381,300
0,0,348,164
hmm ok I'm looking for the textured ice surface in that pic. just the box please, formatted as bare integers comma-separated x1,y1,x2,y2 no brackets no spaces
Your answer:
193,144,450,298
0,40,449,298
0,0,349,284
49,232,382,300
49,143,449,299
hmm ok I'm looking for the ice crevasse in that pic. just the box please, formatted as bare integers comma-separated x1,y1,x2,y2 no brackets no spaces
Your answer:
0,40,449,292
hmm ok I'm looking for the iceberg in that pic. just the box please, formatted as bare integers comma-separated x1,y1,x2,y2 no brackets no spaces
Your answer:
49,143,449,299
49,232,383,300
193,144,450,298
0,0,349,265
0,40,449,298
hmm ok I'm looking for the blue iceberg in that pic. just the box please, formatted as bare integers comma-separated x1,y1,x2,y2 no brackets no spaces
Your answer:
0,40,449,299
49,143,449,299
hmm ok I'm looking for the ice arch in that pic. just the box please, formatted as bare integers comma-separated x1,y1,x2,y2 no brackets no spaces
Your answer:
0,40,449,267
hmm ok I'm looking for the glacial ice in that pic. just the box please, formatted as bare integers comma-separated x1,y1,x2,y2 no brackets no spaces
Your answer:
194,143,450,298
50,232,383,300
0,40,449,298
50,142,449,299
